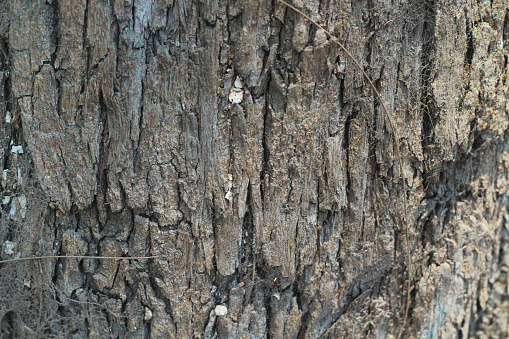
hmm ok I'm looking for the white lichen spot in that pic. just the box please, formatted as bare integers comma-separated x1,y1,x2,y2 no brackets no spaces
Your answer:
228,90,243,104
234,77,243,89
3,241,16,255
11,145,23,154
18,195,27,219
2,196,10,205
228,76,244,104
9,199,17,218
144,307,153,321
215,305,228,316
227,174,233,190
225,191,232,201
5,111,11,124
18,195,27,208
338,60,346,73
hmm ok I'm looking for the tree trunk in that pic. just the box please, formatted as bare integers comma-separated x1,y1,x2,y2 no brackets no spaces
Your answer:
1,0,509,338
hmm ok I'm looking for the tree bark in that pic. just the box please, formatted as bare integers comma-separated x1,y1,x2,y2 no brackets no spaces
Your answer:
1,0,509,338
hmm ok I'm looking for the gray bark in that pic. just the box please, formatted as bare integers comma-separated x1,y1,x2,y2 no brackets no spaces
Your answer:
1,0,509,338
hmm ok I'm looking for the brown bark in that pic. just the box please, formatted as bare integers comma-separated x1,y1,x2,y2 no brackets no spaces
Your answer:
1,0,509,338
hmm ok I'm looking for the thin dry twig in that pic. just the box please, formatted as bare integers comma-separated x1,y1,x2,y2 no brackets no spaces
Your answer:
277,0,411,336
0,255,159,264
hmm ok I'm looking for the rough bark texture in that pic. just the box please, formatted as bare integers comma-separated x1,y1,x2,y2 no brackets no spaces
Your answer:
1,0,509,338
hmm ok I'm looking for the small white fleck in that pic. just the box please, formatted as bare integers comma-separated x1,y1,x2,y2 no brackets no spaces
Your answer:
338,60,346,73
215,305,228,316
11,145,23,154
144,307,153,321
2,196,10,205
234,77,243,89
3,241,16,255
225,191,232,201
18,195,27,219
9,199,17,217
272,292,281,300
5,111,11,124
228,89,243,104
20,206,27,219
3,170,8,181
18,195,27,209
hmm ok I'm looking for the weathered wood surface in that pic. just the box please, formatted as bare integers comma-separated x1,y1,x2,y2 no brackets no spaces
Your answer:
1,0,509,337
